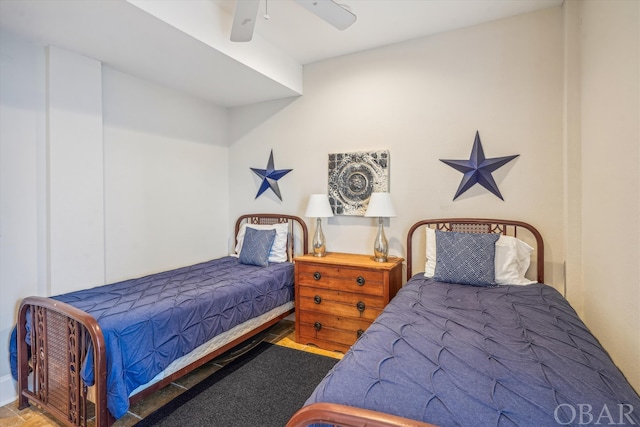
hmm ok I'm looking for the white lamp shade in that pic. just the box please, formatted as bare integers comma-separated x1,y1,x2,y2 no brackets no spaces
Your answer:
305,194,334,218
364,192,396,217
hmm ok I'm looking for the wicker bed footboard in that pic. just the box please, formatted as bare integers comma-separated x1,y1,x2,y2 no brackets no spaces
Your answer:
17,296,110,427
16,296,294,427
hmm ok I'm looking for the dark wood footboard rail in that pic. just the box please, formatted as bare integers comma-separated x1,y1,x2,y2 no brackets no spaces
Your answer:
287,403,438,427
17,296,110,427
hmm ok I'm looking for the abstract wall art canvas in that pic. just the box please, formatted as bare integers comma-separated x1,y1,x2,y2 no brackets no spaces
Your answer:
328,150,389,215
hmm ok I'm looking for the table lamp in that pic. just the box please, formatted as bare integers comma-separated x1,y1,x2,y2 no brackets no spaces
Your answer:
364,192,396,262
305,194,334,257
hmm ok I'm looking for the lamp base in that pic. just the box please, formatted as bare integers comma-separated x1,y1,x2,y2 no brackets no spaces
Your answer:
312,218,327,257
372,218,389,263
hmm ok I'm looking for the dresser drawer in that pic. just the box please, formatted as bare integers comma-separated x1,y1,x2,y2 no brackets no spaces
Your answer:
297,330,353,353
297,318,368,350
296,263,384,296
297,310,371,338
298,285,383,321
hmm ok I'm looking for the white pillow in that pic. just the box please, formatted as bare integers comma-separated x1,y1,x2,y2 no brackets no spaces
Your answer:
494,235,536,285
233,222,289,263
424,227,436,277
424,230,536,285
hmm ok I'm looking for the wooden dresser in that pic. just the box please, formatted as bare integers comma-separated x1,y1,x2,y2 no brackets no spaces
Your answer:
294,252,404,352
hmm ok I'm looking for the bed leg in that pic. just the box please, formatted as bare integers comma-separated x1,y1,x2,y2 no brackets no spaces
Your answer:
16,305,32,410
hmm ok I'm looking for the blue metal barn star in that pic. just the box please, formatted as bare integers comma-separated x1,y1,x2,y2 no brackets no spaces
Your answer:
250,150,293,201
440,131,519,201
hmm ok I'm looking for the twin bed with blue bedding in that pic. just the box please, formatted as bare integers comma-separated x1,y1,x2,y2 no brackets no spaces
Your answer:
288,218,640,427
12,213,307,427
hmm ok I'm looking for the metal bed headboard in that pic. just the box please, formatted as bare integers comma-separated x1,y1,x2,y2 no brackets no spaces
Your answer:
406,218,544,283
235,213,309,260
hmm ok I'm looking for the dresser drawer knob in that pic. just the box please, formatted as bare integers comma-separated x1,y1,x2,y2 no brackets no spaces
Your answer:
313,272,322,281
356,301,366,312
356,276,365,286
314,322,322,331
314,295,322,304
357,329,364,338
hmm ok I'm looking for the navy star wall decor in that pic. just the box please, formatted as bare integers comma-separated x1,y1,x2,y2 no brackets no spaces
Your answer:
251,149,293,201
440,131,519,201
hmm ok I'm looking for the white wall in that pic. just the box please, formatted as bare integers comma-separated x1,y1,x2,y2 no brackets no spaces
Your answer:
47,46,106,295
0,37,230,405
103,68,230,281
0,29,46,407
577,0,639,392
229,8,565,288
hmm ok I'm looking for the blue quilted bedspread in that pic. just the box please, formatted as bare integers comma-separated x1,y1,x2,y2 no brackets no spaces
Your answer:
305,275,640,426
10,256,294,419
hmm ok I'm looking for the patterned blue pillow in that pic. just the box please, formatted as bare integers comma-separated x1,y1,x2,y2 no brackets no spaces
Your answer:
433,230,500,286
238,227,277,267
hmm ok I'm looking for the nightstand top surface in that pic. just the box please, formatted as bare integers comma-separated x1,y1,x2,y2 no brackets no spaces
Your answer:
294,252,404,269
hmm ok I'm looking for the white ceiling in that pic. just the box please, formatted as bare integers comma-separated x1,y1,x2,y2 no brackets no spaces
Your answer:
0,0,563,107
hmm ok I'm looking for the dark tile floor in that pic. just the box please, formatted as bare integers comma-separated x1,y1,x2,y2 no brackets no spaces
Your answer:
0,319,342,427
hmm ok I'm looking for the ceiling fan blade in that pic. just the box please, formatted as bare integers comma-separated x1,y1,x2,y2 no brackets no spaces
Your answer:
230,0,260,42
295,0,356,30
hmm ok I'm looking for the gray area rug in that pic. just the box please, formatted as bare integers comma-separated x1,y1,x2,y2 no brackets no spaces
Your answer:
135,342,339,427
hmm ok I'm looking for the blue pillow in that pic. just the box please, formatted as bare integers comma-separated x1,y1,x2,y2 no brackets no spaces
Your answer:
238,227,277,267
433,230,500,286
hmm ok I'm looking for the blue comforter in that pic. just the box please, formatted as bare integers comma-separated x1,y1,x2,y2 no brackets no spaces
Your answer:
11,256,294,419
305,275,640,426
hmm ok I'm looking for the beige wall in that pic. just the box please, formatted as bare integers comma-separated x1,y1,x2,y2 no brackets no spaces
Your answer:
574,0,639,391
229,7,565,288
